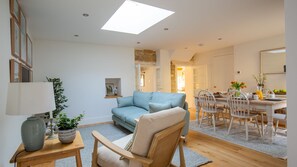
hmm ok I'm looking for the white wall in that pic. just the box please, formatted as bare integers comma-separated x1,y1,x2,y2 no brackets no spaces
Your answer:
234,34,285,92
285,0,297,166
184,67,195,108
194,47,234,91
0,0,27,166
156,49,171,92
33,40,135,125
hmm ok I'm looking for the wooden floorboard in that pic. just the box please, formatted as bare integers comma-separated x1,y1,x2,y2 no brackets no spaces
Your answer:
186,108,287,167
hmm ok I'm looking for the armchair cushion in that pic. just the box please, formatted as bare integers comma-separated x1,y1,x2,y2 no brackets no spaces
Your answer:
117,96,134,108
148,102,171,113
97,134,133,167
129,107,186,167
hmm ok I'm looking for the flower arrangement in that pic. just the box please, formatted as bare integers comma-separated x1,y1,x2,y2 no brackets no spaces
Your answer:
230,81,247,90
253,73,266,86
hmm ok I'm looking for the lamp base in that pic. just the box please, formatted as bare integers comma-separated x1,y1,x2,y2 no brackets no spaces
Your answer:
21,116,46,152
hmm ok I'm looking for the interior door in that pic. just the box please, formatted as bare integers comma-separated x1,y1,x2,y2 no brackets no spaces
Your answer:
193,64,208,94
211,55,234,92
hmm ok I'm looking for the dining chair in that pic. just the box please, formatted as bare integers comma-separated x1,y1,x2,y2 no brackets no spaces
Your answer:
198,90,226,132
273,108,287,134
227,90,262,141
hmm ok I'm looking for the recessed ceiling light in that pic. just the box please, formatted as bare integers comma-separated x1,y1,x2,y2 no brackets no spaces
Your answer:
74,35,79,37
101,0,174,34
137,42,141,44
164,28,169,31
82,13,89,17
217,37,222,40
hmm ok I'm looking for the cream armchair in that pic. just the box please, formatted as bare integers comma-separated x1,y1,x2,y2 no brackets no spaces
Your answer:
92,107,186,167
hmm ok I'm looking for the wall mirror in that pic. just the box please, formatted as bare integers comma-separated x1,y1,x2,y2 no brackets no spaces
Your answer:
260,47,286,74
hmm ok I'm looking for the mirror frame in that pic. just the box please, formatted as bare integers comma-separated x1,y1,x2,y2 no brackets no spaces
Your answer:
260,47,286,75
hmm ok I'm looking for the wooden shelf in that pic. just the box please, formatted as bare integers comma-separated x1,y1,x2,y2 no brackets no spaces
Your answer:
104,95,122,99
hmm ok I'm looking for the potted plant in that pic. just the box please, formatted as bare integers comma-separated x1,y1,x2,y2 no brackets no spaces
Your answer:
47,77,68,118
56,112,84,144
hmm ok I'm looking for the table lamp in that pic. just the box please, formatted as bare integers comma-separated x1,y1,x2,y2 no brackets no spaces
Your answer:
6,82,56,152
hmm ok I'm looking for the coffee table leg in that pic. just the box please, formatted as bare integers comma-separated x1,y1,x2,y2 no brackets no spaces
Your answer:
75,150,83,167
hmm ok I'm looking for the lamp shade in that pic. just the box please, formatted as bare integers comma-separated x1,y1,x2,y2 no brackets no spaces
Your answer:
6,82,56,115
6,82,56,151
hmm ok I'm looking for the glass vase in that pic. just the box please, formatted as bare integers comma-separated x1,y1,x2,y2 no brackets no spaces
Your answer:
235,88,241,97
257,84,264,92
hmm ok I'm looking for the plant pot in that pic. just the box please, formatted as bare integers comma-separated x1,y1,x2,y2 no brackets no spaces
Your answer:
58,128,76,144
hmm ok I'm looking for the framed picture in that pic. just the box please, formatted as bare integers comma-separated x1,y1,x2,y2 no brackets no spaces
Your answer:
10,0,20,22
9,59,20,82
20,9,26,34
105,83,114,96
20,32,27,63
11,17,20,58
20,64,32,82
26,34,33,67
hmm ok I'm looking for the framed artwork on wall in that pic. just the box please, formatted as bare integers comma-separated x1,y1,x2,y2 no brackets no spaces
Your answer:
9,59,20,82
106,83,114,96
20,32,27,63
20,9,26,33
26,34,33,67
20,64,32,82
10,0,20,22
10,17,20,58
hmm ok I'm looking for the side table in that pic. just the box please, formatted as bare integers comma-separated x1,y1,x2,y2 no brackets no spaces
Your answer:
10,131,84,167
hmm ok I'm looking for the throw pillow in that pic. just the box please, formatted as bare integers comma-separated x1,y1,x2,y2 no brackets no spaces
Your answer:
133,91,153,111
149,102,171,113
117,96,134,108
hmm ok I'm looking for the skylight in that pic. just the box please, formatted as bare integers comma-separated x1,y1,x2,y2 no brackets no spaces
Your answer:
101,0,174,34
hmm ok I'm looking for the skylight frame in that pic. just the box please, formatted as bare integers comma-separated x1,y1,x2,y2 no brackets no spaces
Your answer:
101,0,174,34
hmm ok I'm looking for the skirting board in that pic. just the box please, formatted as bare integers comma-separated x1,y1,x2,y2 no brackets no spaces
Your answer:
79,115,112,126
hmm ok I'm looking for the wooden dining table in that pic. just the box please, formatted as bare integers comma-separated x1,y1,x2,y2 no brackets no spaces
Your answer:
194,96,287,144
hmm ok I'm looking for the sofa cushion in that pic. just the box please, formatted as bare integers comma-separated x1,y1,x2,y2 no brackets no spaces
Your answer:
117,96,134,108
151,92,186,108
129,107,186,167
149,102,171,113
112,106,148,122
133,91,153,111
125,110,149,126
97,134,132,167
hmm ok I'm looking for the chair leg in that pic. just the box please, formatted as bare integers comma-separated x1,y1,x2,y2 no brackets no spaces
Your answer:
199,111,204,128
245,118,248,141
255,117,262,137
212,114,216,132
228,117,234,135
275,120,279,134
222,112,227,128
261,113,264,136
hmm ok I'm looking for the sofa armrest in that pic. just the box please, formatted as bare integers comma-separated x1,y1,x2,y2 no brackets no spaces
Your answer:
183,101,188,110
117,96,134,107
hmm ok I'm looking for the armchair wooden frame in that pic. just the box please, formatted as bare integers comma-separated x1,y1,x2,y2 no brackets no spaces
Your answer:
92,121,186,167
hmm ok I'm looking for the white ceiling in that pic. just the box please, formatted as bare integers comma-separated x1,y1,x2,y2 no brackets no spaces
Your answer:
20,0,284,61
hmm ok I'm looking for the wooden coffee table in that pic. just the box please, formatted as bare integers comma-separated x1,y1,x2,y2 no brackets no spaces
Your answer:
10,131,84,167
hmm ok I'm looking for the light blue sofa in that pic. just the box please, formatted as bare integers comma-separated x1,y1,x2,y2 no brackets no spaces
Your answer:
111,91,190,136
